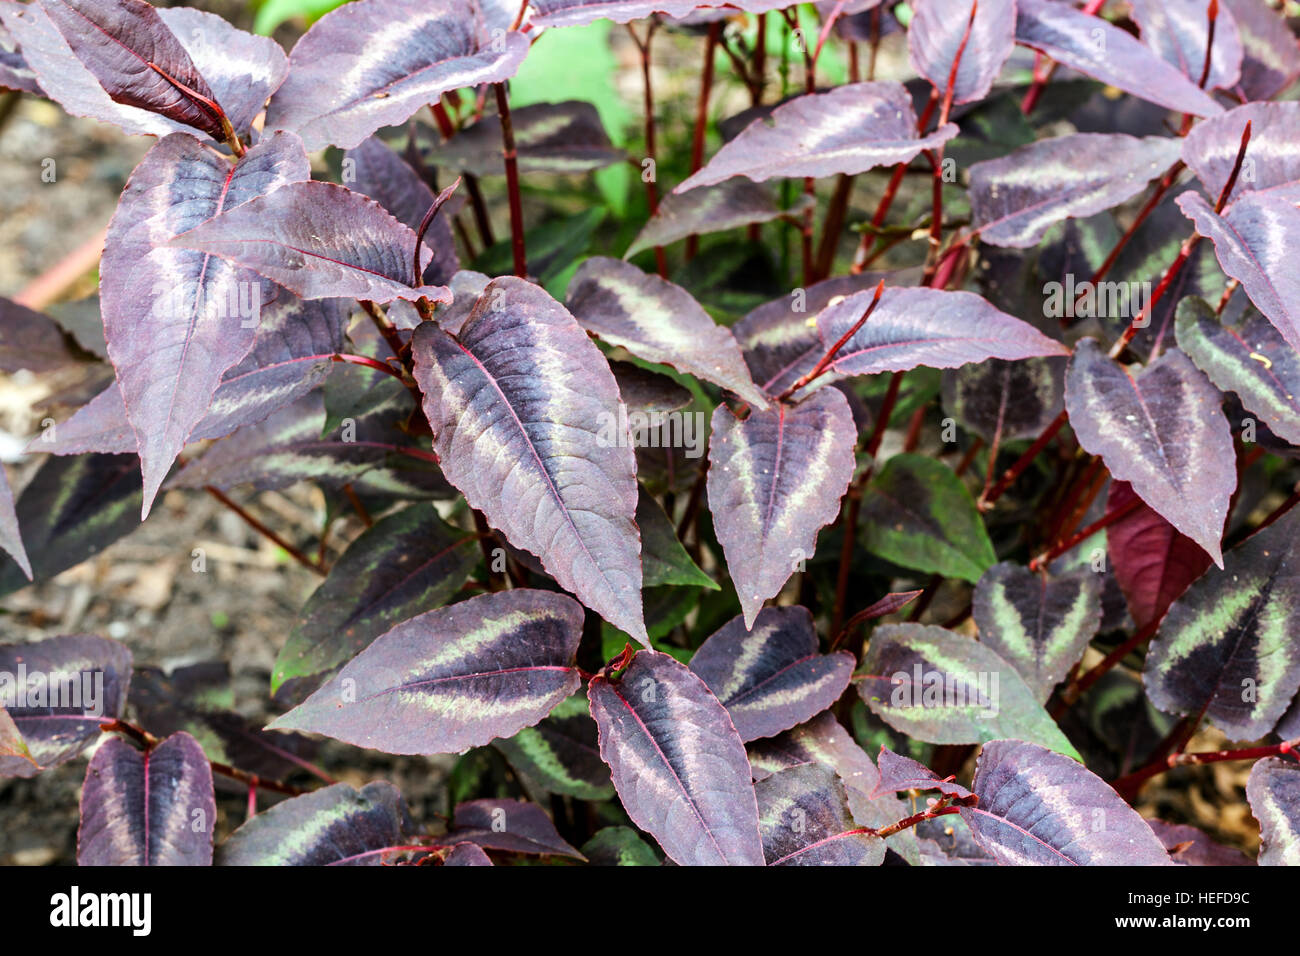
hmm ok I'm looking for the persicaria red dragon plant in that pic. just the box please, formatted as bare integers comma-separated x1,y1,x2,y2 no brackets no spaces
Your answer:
0,0,1298,869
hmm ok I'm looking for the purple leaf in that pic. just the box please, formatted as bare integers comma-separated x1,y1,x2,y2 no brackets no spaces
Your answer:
0,6,40,94
1144,510,1300,741
219,781,411,865
942,357,1067,444
267,589,585,755
102,131,310,517
529,0,799,28
689,606,854,742
625,179,812,260
1182,103,1300,206
565,256,769,407
77,732,214,866
1221,0,1300,101
1247,757,1300,866
0,466,29,581
0,708,37,772
1014,0,1223,117
0,634,131,778
908,0,1015,105
588,649,765,866
857,623,1079,756
962,739,1172,865
816,286,1069,382
427,100,624,177
1106,480,1212,630
447,798,585,859
756,763,883,866
972,562,1102,704
264,0,528,151
443,842,493,865
707,388,857,628
168,181,453,307
969,133,1182,248
495,695,614,801
42,0,226,140
1129,0,1243,91
0,296,83,372
1177,190,1300,355
872,746,974,801
1147,819,1255,866
1065,339,1235,566
344,137,459,286
410,277,647,643
675,82,957,193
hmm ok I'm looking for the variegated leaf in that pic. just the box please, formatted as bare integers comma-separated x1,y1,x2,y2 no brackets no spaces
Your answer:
1222,0,1300,101
707,388,857,628
267,589,585,755
689,606,854,742
447,798,584,859
588,649,765,866
411,277,647,643
756,763,883,866
972,562,1102,704
625,179,811,260
1182,102,1300,205
427,100,623,177
1144,510,1300,741
1247,757,1300,866
1129,0,1243,91
581,826,660,866
1065,339,1235,566
495,695,614,801
941,357,1066,444
77,731,215,866
909,0,1015,105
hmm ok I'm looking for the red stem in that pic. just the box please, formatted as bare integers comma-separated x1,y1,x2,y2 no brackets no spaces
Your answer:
204,487,326,576
685,22,722,260
494,82,528,278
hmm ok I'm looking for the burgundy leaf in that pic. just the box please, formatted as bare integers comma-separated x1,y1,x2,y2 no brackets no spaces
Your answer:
0,296,83,372
707,388,857,628
447,798,585,859
961,739,1172,865
689,606,854,742
1014,0,1223,117
344,137,459,286
756,763,883,866
427,100,623,177
969,134,1182,248
855,591,926,621
1222,0,1300,101
1177,190,1300,355
1247,757,1300,866
267,589,584,755
410,277,647,643
816,286,1069,383
0,466,29,581
909,0,1015,105
588,649,765,866
0,634,131,778
626,179,810,260
1129,0,1243,91
1065,339,1235,566
443,842,493,865
264,0,528,151
1105,481,1212,631
77,731,215,866
168,181,452,306
566,256,768,406
102,131,310,517
1146,819,1255,866
942,357,1067,444
1183,103,1300,206
0,6,40,94
872,746,974,801
675,81,957,193
219,781,411,865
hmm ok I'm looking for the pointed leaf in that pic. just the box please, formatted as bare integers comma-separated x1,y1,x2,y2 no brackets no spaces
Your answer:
268,589,584,754
941,356,1066,444
857,623,1079,757
273,504,480,694
1065,339,1235,565
1130,0,1243,91
969,133,1182,248
961,739,1171,865
219,781,411,865
909,0,1015,106
443,842,494,865
626,179,812,259
567,256,768,406
1221,0,1300,101
447,798,585,859
1147,819,1255,866
1247,757,1300,866
637,490,716,590
428,100,623,177
0,708,37,772
1182,103,1300,206
264,0,528,151
972,562,1102,703
1106,479,1213,631
1144,510,1300,740
588,649,765,866
675,81,958,192
690,606,854,742
495,695,614,800
1177,190,1300,356
169,181,453,306
860,453,995,584
0,296,84,372
707,388,857,627
757,763,884,866
0,635,132,778
77,731,215,866
102,131,311,516
411,277,647,642
872,746,974,800
1014,0,1222,117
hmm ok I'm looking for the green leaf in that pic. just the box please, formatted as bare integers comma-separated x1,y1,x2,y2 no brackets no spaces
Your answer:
859,453,995,584
494,696,614,801
473,208,606,285
253,0,348,35
637,490,716,590
581,826,661,866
